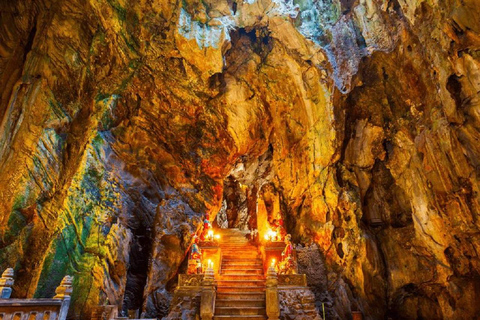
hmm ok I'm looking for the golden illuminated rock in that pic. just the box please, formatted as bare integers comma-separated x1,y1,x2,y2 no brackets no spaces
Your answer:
0,0,479,319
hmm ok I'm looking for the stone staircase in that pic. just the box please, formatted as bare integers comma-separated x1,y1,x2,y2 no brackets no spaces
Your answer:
214,229,267,320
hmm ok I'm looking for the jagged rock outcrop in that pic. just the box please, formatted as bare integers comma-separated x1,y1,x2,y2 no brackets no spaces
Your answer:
0,0,479,319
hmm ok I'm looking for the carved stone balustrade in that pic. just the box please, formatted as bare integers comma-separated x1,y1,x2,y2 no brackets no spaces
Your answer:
199,267,216,320
265,266,280,320
0,268,14,299
277,274,307,288
0,270,73,320
276,273,322,320
178,274,204,288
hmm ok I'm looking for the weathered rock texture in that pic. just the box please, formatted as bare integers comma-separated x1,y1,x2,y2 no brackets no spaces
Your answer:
162,288,201,320
0,0,479,319
279,288,321,320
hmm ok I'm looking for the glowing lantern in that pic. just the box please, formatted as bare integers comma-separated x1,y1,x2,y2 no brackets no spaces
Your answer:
207,230,214,241
215,234,220,240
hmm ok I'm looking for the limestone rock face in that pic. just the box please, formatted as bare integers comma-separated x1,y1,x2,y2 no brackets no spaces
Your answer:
0,0,479,319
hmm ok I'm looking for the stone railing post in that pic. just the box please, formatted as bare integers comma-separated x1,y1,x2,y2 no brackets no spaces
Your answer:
200,267,216,320
54,275,73,320
0,268,14,299
266,266,280,320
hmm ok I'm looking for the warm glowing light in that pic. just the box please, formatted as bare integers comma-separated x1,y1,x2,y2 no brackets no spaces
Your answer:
207,230,214,240
215,234,220,239
265,229,277,241
271,259,276,267
207,259,214,269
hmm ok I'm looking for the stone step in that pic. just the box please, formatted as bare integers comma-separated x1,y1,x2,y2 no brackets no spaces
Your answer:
214,229,268,319
218,274,265,280
220,246,251,249
213,316,266,320
217,235,249,238
222,259,262,264
217,280,266,287
215,307,266,316
218,231,248,234
222,264,263,271
221,254,259,258
221,268,263,273
216,292,265,300
221,246,258,249
217,286,265,293
222,256,260,261
220,233,250,235
221,246,256,249
222,252,260,256
221,251,256,254
222,269,264,275
222,263,263,269
216,299,266,308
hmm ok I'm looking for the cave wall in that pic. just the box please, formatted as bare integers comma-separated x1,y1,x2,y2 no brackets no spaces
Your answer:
0,0,479,319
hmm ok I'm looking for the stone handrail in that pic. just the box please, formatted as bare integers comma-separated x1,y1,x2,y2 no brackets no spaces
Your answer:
0,269,73,320
265,266,280,320
199,267,216,320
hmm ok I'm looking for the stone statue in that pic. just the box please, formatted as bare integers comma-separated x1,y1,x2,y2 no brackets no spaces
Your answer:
277,234,296,274
201,214,213,241
188,235,203,274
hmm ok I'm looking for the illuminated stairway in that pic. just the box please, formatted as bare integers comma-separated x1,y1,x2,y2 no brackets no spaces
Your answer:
214,229,267,320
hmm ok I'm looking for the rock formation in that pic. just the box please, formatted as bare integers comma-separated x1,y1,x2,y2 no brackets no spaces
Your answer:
0,0,479,319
